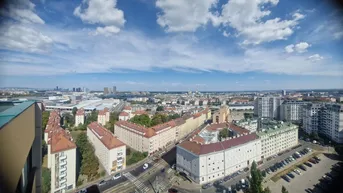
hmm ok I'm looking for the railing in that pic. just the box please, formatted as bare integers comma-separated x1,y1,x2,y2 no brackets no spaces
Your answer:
60,167,67,172
60,178,67,184
59,161,67,167
60,172,67,178
59,155,67,160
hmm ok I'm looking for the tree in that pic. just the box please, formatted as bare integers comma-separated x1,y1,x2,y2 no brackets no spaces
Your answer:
218,128,229,141
105,122,114,133
282,186,289,193
244,113,254,119
335,145,343,158
264,187,271,193
156,106,164,111
246,161,270,193
310,131,319,141
72,107,78,117
42,168,51,193
42,140,47,157
76,133,99,180
130,114,151,127
63,113,74,127
168,113,181,120
42,111,50,137
86,110,98,125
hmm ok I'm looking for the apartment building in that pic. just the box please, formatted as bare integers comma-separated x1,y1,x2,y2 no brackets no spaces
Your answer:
87,122,126,174
75,108,85,126
0,101,42,193
114,108,210,154
177,133,261,184
119,111,130,121
254,97,282,119
303,103,343,143
280,101,309,123
257,121,298,159
235,119,258,132
45,111,76,193
97,108,110,126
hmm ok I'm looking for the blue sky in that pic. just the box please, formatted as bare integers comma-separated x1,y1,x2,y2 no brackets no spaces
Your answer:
0,0,342,91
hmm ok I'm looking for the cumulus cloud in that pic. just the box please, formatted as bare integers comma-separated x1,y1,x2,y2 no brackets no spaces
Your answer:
223,31,230,37
74,0,125,35
295,42,310,53
0,24,53,53
0,0,44,24
285,42,311,53
220,0,304,44
155,0,219,32
285,44,294,53
308,54,324,62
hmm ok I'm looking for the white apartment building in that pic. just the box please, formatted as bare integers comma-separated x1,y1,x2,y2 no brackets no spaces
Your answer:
87,122,126,174
235,119,258,132
97,108,110,126
45,112,76,193
254,97,282,119
75,108,85,126
280,101,309,123
177,133,261,184
119,111,130,121
257,121,298,158
303,103,343,143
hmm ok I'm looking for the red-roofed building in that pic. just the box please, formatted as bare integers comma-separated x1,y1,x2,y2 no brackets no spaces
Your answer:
87,122,126,174
98,108,110,126
119,111,130,121
44,111,76,192
176,133,261,184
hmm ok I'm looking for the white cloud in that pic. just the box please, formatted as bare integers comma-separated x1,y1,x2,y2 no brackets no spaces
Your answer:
308,54,324,62
294,42,310,53
220,0,304,44
285,42,310,53
74,0,125,34
0,0,44,24
284,44,294,53
333,31,343,39
94,26,120,36
223,31,230,37
0,23,53,53
155,0,219,32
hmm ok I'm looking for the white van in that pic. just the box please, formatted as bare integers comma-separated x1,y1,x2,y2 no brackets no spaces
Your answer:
113,173,121,180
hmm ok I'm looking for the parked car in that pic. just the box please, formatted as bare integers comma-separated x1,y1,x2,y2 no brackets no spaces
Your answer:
214,179,224,185
171,164,176,169
281,175,290,182
313,156,321,162
202,183,212,189
112,173,121,180
168,188,178,193
304,162,313,167
294,169,301,175
309,158,318,164
224,175,231,181
298,165,307,171
98,180,106,186
78,189,87,193
287,172,295,178
143,163,149,170
236,183,241,191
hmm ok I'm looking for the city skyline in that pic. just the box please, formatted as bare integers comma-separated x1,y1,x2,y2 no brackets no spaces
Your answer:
0,0,342,90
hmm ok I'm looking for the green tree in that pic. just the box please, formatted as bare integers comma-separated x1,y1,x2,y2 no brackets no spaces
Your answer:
63,113,74,127
218,128,229,141
310,131,319,141
109,112,119,125
282,186,289,193
42,140,47,157
86,110,98,125
335,145,343,158
105,122,114,133
76,133,99,180
42,111,50,137
246,161,266,193
130,114,151,127
244,113,254,119
264,187,271,193
72,107,78,117
156,106,164,111
168,113,181,120
42,168,51,193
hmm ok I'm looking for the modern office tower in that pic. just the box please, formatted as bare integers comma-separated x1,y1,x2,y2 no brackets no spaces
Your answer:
104,87,109,95
254,97,282,119
113,86,117,93
0,101,43,193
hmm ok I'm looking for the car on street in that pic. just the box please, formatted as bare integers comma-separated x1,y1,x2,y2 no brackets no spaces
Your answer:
78,189,87,193
143,163,149,170
202,183,212,189
214,179,224,185
309,158,318,164
168,188,178,193
98,180,106,186
313,156,321,162
224,175,231,181
304,162,313,167
171,164,176,169
294,169,301,175
235,183,241,191
281,175,291,182
112,173,121,180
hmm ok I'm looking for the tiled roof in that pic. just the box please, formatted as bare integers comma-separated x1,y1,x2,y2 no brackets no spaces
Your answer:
191,136,205,144
123,106,132,110
230,123,249,134
144,128,156,138
174,118,186,126
119,111,129,116
206,123,229,131
178,133,258,155
88,122,125,149
149,120,176,132
192,112,202,118
132,110,147,115
98,108,109,116
115,120,147,133
50,129,76,154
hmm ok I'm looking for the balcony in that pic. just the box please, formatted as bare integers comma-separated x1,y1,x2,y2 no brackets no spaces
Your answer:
59,160,67,167
117,161,123,166
59,155,67,160
60,167,67,172
60,178,67,184
60,172,66,178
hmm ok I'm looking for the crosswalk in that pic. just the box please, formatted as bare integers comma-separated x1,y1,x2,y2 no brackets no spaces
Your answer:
123,172,150,193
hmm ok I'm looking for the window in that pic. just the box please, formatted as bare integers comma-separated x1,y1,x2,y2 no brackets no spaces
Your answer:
67,185,73,190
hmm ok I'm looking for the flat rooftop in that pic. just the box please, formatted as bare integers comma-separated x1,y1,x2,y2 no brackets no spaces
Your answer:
256,121,298,137
0,101,35,128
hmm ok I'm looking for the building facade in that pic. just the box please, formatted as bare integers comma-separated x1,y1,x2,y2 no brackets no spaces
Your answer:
45,111,77,193
257,121,298,159
303,103,343,143
212,105,231,123
75,108,85,126
280,101,308,123
0,101,42,193
176,133,261,184
97,108,110,126
254,97,282,119
87,122,126,174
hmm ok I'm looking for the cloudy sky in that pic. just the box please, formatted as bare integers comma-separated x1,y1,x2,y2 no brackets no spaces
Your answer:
0,0,342,91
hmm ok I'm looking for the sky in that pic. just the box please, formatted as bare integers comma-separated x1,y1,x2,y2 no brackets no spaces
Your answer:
0,0,342,91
